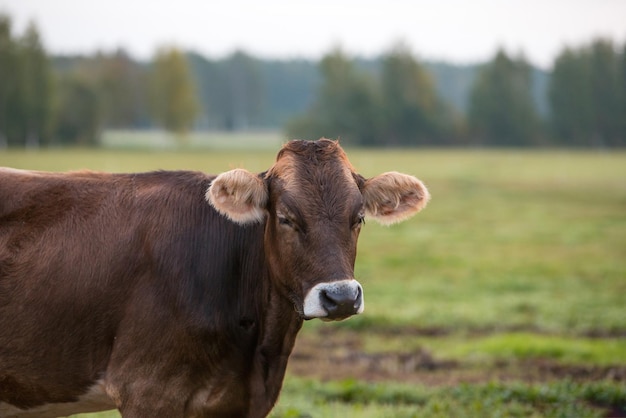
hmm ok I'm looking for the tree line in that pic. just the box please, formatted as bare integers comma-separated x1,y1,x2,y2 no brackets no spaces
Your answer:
1,13,624,147
1,14,203,146
0,16,54,147
289,42,625,147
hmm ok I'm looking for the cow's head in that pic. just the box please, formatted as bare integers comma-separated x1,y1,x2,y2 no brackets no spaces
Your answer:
207,139,429,321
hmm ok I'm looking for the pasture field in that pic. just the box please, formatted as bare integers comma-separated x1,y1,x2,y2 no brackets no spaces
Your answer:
1,136,625,417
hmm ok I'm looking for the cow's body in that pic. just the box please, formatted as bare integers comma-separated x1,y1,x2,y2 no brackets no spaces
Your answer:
0,139,429,417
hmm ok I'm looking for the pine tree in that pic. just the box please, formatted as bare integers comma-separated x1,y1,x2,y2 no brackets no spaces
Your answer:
0,15,17,147
221,51,264,130
17,21,55,147
589,40,622,146
549,47,593,145
150,47,200,136
286,48,380,145
468,49,540,146
380,43,451,145
95,50,150,129
618,43,626,146
549,39,625,147
55,74,102,146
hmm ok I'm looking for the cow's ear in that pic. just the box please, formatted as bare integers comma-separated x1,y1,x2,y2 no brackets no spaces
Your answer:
362,171,430,225
206,169,268,224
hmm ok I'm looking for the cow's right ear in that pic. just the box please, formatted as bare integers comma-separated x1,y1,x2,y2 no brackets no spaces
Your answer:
361,171,430,225
206,169,268,224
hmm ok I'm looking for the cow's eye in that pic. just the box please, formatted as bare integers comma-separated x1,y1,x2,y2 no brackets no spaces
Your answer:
352,214,365,229
278,215,297,230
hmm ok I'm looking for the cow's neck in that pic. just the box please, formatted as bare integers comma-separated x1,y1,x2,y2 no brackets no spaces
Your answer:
248,270,303,417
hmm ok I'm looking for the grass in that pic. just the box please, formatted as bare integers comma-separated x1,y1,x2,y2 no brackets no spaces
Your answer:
101,129,286,151
318,330,626,366
269,378,626,418
69,379,626,418
2,133,625,417
448,332,626,365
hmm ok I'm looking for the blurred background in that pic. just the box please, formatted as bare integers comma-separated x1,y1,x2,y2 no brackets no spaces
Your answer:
1,1,625,417
0,0,625,149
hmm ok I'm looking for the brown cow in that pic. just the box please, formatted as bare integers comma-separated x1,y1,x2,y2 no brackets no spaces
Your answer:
0,139,429,417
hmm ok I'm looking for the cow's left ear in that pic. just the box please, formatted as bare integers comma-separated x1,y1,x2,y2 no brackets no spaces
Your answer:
206,169,268,224
361,171,430,225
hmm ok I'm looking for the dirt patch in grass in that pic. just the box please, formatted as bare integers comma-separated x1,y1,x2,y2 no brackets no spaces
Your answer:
288,328,626,386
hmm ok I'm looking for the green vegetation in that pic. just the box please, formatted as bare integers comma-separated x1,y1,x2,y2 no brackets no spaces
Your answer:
0,15,54,147
3,142,624,417
446,333,626,365
150,47,200,135
468,50,540,146
550,40,625,147
287,45,456,146
269,378,626,418
68,379,626,418
348,149,626,335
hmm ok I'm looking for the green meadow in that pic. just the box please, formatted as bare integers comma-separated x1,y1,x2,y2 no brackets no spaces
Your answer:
1,133,625,417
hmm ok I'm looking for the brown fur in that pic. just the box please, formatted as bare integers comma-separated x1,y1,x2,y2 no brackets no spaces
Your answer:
0,139,429,418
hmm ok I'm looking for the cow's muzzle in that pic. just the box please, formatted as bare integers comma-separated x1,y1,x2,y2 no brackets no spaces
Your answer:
302,279,364,321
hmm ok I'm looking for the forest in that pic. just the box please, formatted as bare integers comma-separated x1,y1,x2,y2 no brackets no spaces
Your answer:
0,13,625,148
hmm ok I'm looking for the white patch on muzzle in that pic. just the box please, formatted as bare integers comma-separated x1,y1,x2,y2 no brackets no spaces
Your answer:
302,279,364,320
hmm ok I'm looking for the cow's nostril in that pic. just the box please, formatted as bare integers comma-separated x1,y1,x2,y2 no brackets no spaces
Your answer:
320,285,361,319
320,290,338,310
355,286,362,308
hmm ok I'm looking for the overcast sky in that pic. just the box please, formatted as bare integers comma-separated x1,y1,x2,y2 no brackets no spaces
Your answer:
2,0,625,68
